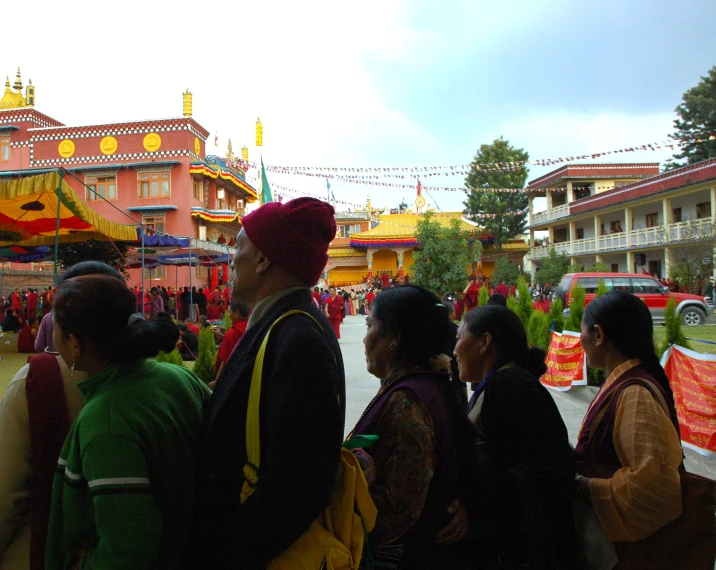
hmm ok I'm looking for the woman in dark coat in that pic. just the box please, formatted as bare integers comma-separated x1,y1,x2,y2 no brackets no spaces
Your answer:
454,305,577,568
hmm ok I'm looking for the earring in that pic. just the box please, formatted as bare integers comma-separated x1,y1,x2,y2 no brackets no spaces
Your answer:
71,359,76,377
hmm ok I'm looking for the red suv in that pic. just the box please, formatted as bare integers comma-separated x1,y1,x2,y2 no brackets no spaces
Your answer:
554,273,714,326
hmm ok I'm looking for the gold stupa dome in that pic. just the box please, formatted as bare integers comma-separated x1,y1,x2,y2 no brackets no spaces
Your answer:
0,69,27,110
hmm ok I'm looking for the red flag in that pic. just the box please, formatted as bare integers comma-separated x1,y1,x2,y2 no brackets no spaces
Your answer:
417,179,422,196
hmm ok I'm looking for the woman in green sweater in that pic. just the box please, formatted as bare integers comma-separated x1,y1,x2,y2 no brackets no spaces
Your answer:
46,274,211,570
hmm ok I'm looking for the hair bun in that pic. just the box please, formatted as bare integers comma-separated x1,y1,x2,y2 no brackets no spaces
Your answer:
524,345,547,378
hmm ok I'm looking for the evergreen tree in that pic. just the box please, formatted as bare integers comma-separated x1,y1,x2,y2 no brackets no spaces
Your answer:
660,297,691,356
564,285,586,332
548,297,564,333
664,66,716,170
588,262,611,273
515,276,534,329
478,284,490,307
595,278,609,297
155,348,186,367
535,247,571,286
463,138,530,251
507,294,518,314
412,211,474,296
192,326,218,385
58,240,129,278
527,310,551,350
491,256,521,286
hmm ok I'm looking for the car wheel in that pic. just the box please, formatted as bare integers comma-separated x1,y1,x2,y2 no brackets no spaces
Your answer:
681,307,706,326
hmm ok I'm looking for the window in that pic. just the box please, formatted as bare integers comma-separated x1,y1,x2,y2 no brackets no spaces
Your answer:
576,277,613,294
0,136,9,161
86,174,117,201
611,263,619,272
696,201,712,219
337,224,361,238
645,212,659,228
632,277,662,294
138,171,170,198
192,178,202,201
672,207,682,223
612,277,632,293
143,214,165,236
576,228,584,240
600,223,606,236
144,266,166,280
609,220,623,233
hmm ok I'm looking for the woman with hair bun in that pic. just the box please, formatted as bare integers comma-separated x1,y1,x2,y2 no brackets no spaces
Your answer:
351,285,478,568
455,304,576,568
45,274,210,570
575,291,684,564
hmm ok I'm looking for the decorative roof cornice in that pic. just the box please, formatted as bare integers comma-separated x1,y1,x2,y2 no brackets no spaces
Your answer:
528,163,660,190
28,117,209,141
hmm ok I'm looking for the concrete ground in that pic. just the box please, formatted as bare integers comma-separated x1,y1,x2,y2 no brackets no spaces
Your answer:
338,314,716,480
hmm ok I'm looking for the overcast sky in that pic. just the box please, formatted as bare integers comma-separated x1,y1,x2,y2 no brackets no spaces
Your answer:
4,0,715,212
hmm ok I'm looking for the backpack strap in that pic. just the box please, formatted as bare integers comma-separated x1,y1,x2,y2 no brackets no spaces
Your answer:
240,310,322,504
25,353,70,570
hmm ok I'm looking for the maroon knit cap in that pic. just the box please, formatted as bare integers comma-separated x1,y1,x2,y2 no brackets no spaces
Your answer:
241,197,336,285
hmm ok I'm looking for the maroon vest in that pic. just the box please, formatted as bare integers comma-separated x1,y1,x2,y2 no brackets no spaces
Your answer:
574,365,679,468
25,354,71,570
354,373,458,541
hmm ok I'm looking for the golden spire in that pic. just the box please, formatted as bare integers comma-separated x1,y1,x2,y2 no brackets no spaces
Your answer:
13,68,22,92
226,138,234,158
255,118,263,147
0,70,26,109
241,145,249,162
25,79,35,107
182,89,192,116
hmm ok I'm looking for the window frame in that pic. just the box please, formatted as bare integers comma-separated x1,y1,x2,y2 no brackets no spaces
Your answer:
0,136,10,161
645,212,659,228
137,169,171,199
85,173,118,201
192,177,203,201
696,201,712,220
142,214,166,236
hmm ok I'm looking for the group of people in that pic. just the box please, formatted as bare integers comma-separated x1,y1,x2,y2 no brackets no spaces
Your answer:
0,196,706,569
130,283,233,321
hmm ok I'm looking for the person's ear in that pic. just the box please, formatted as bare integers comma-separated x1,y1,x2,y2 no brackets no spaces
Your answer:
255,250,272,274
67,333,82,359
592,324,607,347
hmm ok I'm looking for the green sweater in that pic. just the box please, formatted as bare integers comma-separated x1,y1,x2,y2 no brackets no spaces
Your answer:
45,359,211,570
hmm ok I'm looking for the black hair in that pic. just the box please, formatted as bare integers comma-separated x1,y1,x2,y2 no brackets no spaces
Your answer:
371,284,453,367
583,291,675,410
57,260,124,285
53,275,179,363
230,299,250,317
488,293,507,307
463,305,547,378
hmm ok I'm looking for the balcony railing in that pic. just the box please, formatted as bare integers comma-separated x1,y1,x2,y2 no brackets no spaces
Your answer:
529,218,714,260
531,204,569,226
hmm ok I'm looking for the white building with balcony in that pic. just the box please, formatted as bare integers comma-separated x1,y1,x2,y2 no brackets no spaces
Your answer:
526,159,716,280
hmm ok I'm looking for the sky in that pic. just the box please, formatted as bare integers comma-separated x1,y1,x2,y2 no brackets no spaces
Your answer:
3,0,716,213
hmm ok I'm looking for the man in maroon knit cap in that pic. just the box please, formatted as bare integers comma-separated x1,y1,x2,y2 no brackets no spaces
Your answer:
189,198,346,568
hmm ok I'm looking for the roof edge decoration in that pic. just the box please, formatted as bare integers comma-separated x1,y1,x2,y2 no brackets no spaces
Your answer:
190,206,240,224
528,163,661,190
127,205,178,212
190,161,258,202
350,237,419,248
569,158,716,215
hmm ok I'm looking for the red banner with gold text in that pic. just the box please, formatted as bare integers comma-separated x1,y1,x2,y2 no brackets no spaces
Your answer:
541,331,587,391
661,345,716,457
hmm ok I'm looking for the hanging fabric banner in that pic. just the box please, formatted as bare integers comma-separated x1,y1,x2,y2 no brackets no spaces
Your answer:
660,345,716,458
541,330,587,391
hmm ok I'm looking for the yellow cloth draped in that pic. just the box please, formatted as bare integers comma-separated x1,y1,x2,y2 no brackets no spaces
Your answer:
0,171,136,247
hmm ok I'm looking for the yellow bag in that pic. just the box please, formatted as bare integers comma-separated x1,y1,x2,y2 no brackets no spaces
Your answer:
241,310,377,570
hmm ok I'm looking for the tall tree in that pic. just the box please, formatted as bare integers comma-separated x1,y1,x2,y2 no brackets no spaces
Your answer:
463,138,530,251
664,66,716,170
412,211,476,296
57,240,128,278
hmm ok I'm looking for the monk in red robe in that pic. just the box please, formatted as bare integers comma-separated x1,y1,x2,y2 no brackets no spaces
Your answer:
324,287,345,339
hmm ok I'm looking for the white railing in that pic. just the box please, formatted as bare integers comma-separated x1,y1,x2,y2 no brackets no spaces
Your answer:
530,217,715,260
531,204,569,226
572,237,597,255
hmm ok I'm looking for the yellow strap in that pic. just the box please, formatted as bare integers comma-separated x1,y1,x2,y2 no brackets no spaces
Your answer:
241,310,321,504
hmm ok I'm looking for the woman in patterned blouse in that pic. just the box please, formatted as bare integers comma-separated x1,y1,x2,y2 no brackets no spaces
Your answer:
351,285,476,569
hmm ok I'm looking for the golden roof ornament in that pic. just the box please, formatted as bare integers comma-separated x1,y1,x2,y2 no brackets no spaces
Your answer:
13,68,23,92
0,69,27,109
226,138,234,158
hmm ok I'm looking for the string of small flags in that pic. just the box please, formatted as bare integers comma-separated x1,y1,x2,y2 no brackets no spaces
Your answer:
245,134,713,174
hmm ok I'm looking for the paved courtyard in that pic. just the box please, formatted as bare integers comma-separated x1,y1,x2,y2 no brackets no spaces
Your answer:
338,314,716,480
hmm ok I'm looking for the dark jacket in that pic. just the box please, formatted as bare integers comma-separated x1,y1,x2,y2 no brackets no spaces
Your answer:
188,289,345,569
469,366,577,568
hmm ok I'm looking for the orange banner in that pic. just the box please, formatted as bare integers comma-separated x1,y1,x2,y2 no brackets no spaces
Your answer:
661,345,716,457
541,331,587,391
